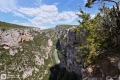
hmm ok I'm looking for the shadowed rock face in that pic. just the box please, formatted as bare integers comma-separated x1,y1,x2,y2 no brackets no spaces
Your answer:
58,28,82,76
58,27,120,80
0,28,38,48
49,65,60,80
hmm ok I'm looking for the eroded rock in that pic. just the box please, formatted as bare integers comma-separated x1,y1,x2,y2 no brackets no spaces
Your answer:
0,28,40,48
9,48,18,56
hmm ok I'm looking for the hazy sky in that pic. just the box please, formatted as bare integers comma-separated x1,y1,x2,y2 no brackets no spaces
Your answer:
0,0,113,29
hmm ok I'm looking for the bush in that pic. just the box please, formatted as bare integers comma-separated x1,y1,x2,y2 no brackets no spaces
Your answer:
72,26,78,32
57,50,62,60
1,28,6,31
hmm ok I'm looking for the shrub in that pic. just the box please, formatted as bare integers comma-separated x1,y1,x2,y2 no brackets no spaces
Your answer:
72,26,78,32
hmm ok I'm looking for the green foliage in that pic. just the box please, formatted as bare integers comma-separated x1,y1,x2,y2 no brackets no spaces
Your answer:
76,0,120,65
1,28,6,31
85,0,118,8
57,50,62,60
85,0,120,46
72,26,78,32
76,10,107,65
61,37,67,44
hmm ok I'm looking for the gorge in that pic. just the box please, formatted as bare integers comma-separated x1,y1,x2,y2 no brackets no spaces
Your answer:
0,22,120,80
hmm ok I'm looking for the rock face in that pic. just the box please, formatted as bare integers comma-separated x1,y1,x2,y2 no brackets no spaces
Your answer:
22,68,34,79
0,27,59,80
58,28,82,76
58,27,120,80
0,28,38,48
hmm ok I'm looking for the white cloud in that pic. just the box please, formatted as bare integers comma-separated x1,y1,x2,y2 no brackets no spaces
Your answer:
0,0,17,12
18,5,77,25
13,12,26,18
18,7,41,16
18,5,58,25
55,11,77,23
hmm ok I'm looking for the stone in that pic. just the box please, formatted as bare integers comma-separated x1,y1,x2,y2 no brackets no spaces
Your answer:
22,68,34,79
48,39,53,46
20,48,23,51
3,46,9,49
9,49,14,55
35,55,44,66
9,48,18,56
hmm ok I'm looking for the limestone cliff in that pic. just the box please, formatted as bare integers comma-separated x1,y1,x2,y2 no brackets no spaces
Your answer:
57,26,120,80
0,26,58,80
0,28,41,48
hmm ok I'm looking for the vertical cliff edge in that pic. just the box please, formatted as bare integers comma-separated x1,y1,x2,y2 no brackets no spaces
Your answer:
57,26,120,80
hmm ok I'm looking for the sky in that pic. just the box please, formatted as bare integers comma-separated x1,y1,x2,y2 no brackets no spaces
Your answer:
0,0,112,29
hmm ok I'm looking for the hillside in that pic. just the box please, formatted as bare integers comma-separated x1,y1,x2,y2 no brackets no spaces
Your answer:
0,21,29,29
0,28,56,80
0,22,74,80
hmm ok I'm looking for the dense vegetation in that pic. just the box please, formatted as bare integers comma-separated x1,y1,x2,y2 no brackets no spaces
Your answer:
73,0,120,66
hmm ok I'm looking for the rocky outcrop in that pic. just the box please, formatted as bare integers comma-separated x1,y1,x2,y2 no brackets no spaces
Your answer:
9,48,18,56
0,28,40,48
31,27,41,32
22,68,34,79
58,27,120,80
58,28,82,76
